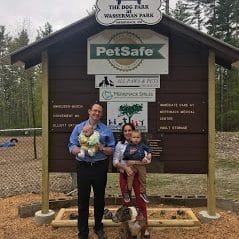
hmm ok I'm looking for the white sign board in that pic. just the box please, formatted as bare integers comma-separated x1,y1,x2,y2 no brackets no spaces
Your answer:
88,29,168,75
99,88,155,102
107,102,148,132
95,75,160,88
95,0,162,26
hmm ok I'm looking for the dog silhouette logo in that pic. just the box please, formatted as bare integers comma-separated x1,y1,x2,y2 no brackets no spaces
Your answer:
99,76,114,87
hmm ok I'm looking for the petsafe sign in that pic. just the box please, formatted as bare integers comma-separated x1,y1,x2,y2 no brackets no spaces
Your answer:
88,29,168,74
95,0,162,25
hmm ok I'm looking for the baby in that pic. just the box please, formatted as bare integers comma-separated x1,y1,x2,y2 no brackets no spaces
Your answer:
77,125,100,158
123,130,151,203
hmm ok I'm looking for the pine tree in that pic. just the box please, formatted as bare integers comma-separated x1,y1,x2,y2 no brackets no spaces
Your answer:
231,0,239,47
172,0,191,23
36,22,53,40
0,26,11,128
183,0,213,30
206,0,239,131
7,28,30,128
209,0,234,43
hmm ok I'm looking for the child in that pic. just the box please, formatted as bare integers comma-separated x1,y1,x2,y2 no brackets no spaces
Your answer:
123,129,151,203
77,125,100,158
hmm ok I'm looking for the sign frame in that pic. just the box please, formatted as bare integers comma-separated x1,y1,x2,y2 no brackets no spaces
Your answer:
95,0,162,26
95,75,160,88
87,29,169,75
107,102,148,132
99,88,156,102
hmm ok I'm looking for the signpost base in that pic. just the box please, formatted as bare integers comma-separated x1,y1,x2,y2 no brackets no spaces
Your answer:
35,210,55,225
198,210,220,223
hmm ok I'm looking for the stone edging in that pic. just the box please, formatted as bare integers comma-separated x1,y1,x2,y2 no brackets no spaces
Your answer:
18,195,239,218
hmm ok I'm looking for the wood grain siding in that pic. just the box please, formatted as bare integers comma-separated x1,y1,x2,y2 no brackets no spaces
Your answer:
47,27,208,173
48,34,99,171
156,32,208,173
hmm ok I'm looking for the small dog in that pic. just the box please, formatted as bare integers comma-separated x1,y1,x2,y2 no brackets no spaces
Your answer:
112,206,146,239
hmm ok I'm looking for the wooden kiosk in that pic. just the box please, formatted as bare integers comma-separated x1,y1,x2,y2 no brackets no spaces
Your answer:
11,12,239,223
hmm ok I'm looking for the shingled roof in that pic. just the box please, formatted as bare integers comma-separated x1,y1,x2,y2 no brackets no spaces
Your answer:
10,13,239,69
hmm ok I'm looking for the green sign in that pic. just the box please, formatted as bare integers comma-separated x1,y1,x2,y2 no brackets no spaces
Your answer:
90,44,165,59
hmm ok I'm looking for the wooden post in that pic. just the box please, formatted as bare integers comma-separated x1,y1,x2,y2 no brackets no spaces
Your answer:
207,49,216,216
41,50,49,214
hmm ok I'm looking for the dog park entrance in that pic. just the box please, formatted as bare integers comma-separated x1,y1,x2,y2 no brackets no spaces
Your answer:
10,5,239,222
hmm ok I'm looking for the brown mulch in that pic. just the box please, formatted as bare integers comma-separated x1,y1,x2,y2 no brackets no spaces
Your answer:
0,193,238,239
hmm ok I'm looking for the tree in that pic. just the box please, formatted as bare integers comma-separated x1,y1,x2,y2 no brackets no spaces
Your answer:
206,0,238,44
118,103,143,123
0,27,29,129
0,22,53,131
0,26,11,57
206,0,239,131
9,29,30,128
222,110,239,131
10,28,29,51
0,26,12,129
231,0,239,46
36,22,53,40
184,0,209,30
172,0,191,23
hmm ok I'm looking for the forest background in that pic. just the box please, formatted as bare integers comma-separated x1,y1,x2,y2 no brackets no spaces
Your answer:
0,0,239,131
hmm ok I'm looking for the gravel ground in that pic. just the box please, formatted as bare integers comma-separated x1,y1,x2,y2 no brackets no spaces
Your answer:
0,193,238,239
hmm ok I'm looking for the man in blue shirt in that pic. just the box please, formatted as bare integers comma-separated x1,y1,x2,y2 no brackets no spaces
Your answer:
69,103,115,239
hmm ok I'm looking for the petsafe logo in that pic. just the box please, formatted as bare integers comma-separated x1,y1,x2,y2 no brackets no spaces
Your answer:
96,0,162,25
91,44,164,59
87,29,169,75
90,31,164,72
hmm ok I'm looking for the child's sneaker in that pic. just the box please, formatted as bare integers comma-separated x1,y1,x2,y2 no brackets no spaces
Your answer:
124,191,131,203
140,192,150,203
144,229,150,238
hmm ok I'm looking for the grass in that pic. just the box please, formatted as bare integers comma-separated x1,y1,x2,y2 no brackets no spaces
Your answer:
216,159,239,170
106,159,239,200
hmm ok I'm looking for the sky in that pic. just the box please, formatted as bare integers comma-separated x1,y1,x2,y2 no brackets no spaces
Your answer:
1,0,177,39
